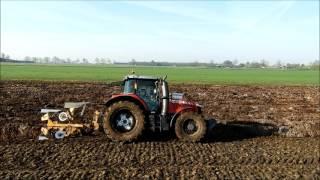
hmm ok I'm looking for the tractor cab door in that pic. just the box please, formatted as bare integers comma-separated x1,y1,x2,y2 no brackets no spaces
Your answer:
123,79,159,112
136,79,159,112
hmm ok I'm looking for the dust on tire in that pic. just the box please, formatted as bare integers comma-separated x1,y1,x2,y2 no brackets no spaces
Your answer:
103,101,145,141
175,112,206,142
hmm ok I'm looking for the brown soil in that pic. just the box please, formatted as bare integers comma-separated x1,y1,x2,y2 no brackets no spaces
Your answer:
0,81,319,141
0,81,319,178
172,84,320,137
0,136,319,179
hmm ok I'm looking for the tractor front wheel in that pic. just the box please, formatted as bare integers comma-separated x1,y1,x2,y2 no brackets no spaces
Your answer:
103,101,145,142
175,112,206,142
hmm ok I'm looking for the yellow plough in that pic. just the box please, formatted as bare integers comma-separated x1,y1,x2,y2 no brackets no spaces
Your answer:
39,102,100,140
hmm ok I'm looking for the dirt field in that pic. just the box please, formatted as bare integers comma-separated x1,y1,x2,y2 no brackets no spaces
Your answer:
0,81,319,141
0,136,319,179
0,81,319,178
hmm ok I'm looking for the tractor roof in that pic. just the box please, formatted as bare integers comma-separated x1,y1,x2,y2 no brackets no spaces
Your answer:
124,75,159,81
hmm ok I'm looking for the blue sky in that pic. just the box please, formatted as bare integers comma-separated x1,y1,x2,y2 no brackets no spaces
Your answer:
1,1,319,64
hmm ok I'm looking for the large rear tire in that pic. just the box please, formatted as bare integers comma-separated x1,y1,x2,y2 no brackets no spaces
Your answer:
175,112,206,142
103,101,145,142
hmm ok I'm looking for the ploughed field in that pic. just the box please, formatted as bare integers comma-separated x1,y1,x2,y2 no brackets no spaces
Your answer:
0,81,319,178
0,136,319,179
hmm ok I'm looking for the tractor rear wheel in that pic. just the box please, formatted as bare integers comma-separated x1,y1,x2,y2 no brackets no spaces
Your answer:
175,112,206,142
103,101,145,141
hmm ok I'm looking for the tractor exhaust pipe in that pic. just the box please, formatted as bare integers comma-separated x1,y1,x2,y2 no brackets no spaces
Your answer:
161,80,169,116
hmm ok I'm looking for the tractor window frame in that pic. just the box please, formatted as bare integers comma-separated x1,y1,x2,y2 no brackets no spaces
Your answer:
123,79,137,94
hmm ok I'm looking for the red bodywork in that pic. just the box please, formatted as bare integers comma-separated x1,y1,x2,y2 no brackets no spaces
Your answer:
168,100,199,114
107,93,199,115
106,93,149,111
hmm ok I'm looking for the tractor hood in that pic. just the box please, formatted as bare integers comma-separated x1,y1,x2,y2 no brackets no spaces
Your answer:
168,93,202,114
170,93,202,106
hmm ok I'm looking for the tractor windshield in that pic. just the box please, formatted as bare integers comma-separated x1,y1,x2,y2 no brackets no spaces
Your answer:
123,79,159,111
124,79,136,94
124,79,157,95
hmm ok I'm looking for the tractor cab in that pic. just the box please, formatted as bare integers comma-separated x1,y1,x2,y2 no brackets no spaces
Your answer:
122,75,160,112
103,74,207,142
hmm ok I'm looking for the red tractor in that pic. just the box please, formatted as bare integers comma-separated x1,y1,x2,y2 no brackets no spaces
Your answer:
103,75,208,142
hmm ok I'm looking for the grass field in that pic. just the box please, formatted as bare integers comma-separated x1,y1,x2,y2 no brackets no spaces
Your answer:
1,63,319,85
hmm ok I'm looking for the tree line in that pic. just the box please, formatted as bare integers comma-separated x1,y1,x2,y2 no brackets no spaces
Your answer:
124,58,319,70
0,53,112,64
23,56,112,64
1,52,319,69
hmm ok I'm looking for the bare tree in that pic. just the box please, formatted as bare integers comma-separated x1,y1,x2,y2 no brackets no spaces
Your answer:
100,58,107,64
223,60,233,68
73,58,80,64
239,63,245,67
24,56,31,61
130,59,136,65
43,57,50,63
260,59,268,67
82,58,88,64
232,59,238,66
52,56,59,64
276,60,282,68
94,58,100,64
150,59,156,66
37,57,44,63
310,60,320,70
31,57,38,63
66,58,71,64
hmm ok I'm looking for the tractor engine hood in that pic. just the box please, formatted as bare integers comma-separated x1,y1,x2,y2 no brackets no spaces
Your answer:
168,92,202,114
170,92,201,106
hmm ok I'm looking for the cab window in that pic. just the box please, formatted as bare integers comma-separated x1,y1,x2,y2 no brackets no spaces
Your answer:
123,79,136,94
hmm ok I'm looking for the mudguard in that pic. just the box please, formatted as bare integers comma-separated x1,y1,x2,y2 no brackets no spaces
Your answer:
105,93,149,112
